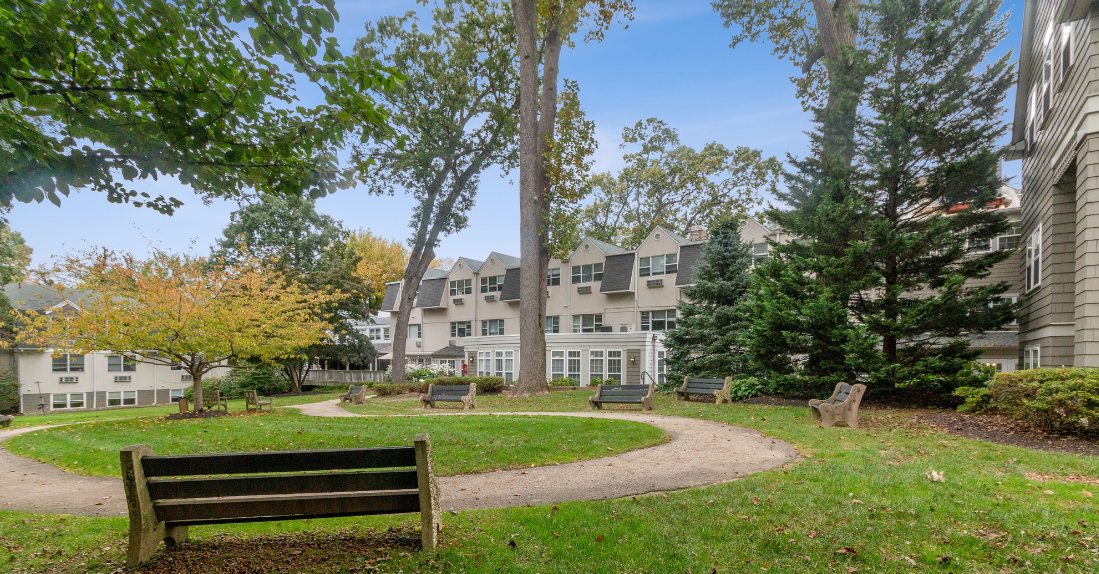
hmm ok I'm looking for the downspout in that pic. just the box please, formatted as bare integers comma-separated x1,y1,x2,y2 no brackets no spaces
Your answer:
91,352,97,409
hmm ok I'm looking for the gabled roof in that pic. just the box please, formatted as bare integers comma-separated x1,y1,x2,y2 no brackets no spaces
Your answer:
456,257,484,273
586,237,629,256
657,226,689,245
600,253,635,293
423,268,450,280
2,284,88,312
485,252,521,269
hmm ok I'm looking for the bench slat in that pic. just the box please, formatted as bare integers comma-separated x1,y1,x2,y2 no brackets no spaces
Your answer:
429,396,464,402
685,382,725,388
142,447,417,478
686,378,727,384
682,388,717,394
592,397,645,403
431,385,472,392
147,469,419,500
606,385,650,390
599,391,648,397
153,490,421,523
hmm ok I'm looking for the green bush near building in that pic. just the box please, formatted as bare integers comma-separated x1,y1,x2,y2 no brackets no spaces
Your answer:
954,368,1099,437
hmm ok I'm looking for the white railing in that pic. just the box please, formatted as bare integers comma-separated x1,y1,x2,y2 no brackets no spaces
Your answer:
305,370,387,384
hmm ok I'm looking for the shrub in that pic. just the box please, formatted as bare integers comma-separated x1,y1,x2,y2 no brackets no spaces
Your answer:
423,376,505,394
0,371,18,414
548,377,577,387
590,377,619,386
372,383,405,397
184,365,291,402
384,363,455,383
987,368,1099,437
728,377,763,401
953,386,992,413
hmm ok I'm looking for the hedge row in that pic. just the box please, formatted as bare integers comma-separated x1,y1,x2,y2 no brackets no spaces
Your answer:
371,376,506,397
954,368,1099,437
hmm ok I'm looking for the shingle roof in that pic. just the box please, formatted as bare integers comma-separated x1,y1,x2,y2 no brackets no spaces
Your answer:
500,268,522,302
423,268,450,280
414,278,447,308
457,257,484,273
488,252,521,268
660,226,689,245
675,243,705,286
600,253,635,293
967,331,1018,349
2,284,89,311
431,345,466,357
586,237,628,256
380,283,400,311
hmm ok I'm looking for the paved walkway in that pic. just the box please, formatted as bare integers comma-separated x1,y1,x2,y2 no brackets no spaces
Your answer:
0,400,797,516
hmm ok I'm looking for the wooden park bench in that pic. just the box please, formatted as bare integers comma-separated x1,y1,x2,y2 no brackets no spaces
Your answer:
0,415,12,428
674,376,733,404
119,435,441,567
589,382,655,411
200,390,228,412
420,383,476,410
339,385,368,405
808,382,867,429
244,390,273,413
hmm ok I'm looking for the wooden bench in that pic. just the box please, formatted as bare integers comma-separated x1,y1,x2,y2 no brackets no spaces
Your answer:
0,415,13,428
808,382,867,428
339,385,368,405
243,390,273,412
420,383,476,410
589,383,655,411
674,376,733,404
200,390,228,412
119,435,441,567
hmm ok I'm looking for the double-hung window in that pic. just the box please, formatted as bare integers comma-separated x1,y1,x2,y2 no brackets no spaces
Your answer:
546,268,561,286
52,353,84,372
997,227,1020,251
107,355,138,372
572,314,603,333
657,350,667,384
477,351,492,376
567,351,581,383
480,275,505,293
752,243,769,265
639,254,678,277
408,324,422,339
107,391,137,407
481,319,505,336
51,393,84,409
571,263,603,284
1026,226,1042,292
550,350,566,380
1023,346,1041,370
450,279,472,296
169,389,185,403
607,351,623,382
493,350,514,382
589,350,604,384
544,316,560,334
641,309,677,331
450,321,472,338
1060,22,1074,85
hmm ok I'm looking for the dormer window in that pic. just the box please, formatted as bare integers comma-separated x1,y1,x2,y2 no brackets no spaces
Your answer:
639,254,678,277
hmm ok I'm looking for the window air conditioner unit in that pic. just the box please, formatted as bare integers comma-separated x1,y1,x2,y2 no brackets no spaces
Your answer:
114,376,132,383
619,325,629,332
59,376,78,384
577,285,592,294
181,374,193,381
647,279,664,288
415,340,422,347
453,297,464,305
484,295,496,302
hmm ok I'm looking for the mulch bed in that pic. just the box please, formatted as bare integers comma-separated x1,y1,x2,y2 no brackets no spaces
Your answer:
162,410,233,422
135,527,420,574
912,409,1099,457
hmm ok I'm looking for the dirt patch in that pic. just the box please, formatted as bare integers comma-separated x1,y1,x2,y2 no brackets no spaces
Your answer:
135,527,419,574
162,410,234,422
912,409,1099,457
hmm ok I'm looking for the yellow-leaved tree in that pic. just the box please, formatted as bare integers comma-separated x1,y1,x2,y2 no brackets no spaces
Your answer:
15,249,340,411
347,229,454,309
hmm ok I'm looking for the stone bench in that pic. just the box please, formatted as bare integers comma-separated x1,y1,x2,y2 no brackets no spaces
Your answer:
809,382,866,428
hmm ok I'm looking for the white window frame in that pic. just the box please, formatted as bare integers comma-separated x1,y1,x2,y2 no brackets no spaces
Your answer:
544,315,560,334
450,321,472,338
641,309,677,331
607,350,623,382
1026,225,1042,292
752,243,769,265
477,351,492,376
572,314,603,333
481,319,505,336
546,268,561,286
639,253,678,277
571,263,604,284
51,393,84,409
991,296,1019,325
107,390,137,407
52,353,85,373
657,350,667,384
1023,346,1041,370
107,354,138,372
1059,21,1074,87
997,227,1020,251
408,324,422,339
567,350,581,383
449,279,472,296
550,350,566,380
589,350,604,384
480,275,505,293
169,389,185,403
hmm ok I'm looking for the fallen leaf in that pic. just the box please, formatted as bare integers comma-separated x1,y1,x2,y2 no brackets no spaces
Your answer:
835,547,857,555
595,535,604,542
808,531,817,539
927,470,946,483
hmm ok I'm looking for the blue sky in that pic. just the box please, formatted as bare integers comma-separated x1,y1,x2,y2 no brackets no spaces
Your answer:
10,0,1024,269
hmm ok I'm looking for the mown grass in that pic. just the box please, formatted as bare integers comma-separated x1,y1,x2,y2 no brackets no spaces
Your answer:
4,391,343,428
5,408,667,478
342,389,596,415
3,392,1099,573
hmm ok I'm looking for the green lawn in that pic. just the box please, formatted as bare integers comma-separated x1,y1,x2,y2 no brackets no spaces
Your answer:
5,408,667,477
3,394,1099,573
4,391,344,428
342,389,599,415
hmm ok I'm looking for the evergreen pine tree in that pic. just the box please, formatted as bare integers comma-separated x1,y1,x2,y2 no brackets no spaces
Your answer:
747,0,1015,397
663,217,754,384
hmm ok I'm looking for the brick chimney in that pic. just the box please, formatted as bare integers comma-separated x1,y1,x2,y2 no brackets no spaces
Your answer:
687,225,709,242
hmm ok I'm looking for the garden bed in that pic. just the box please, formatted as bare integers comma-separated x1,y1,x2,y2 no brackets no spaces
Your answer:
913,409,1099,457
162,409,234,421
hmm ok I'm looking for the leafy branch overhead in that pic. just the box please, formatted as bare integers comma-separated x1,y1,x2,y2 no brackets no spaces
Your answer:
0,0,400,213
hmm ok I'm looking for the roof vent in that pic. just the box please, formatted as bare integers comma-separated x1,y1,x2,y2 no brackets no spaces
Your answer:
654,232,661,241
584,244,590,251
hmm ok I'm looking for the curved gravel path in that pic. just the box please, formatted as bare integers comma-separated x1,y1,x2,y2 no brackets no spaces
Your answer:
0,400,797,516
292,400,798,512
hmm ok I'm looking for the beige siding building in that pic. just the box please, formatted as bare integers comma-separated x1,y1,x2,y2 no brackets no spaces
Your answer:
1007,0,1095,369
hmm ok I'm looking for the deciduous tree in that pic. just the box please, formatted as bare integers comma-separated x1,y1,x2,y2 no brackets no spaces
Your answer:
354,0,519,383
16,250,338,410
1,0,398,212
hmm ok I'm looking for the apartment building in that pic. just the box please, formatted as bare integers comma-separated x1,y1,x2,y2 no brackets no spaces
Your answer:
379,224,793,385
2,284,227,414
1006,0,1096,369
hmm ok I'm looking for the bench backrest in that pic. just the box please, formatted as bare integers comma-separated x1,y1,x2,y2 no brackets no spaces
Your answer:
244,390,257,401
429,384,474,397
126,439,432,526
348,385,362,395
599,384,651,398
684,378,727,392
832,384,852,404
204,390,221,403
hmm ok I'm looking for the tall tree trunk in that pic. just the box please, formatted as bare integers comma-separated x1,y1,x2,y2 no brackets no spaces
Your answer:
190,368,204,412
390,249,434,384
810,0,865,175
513,0,548,396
